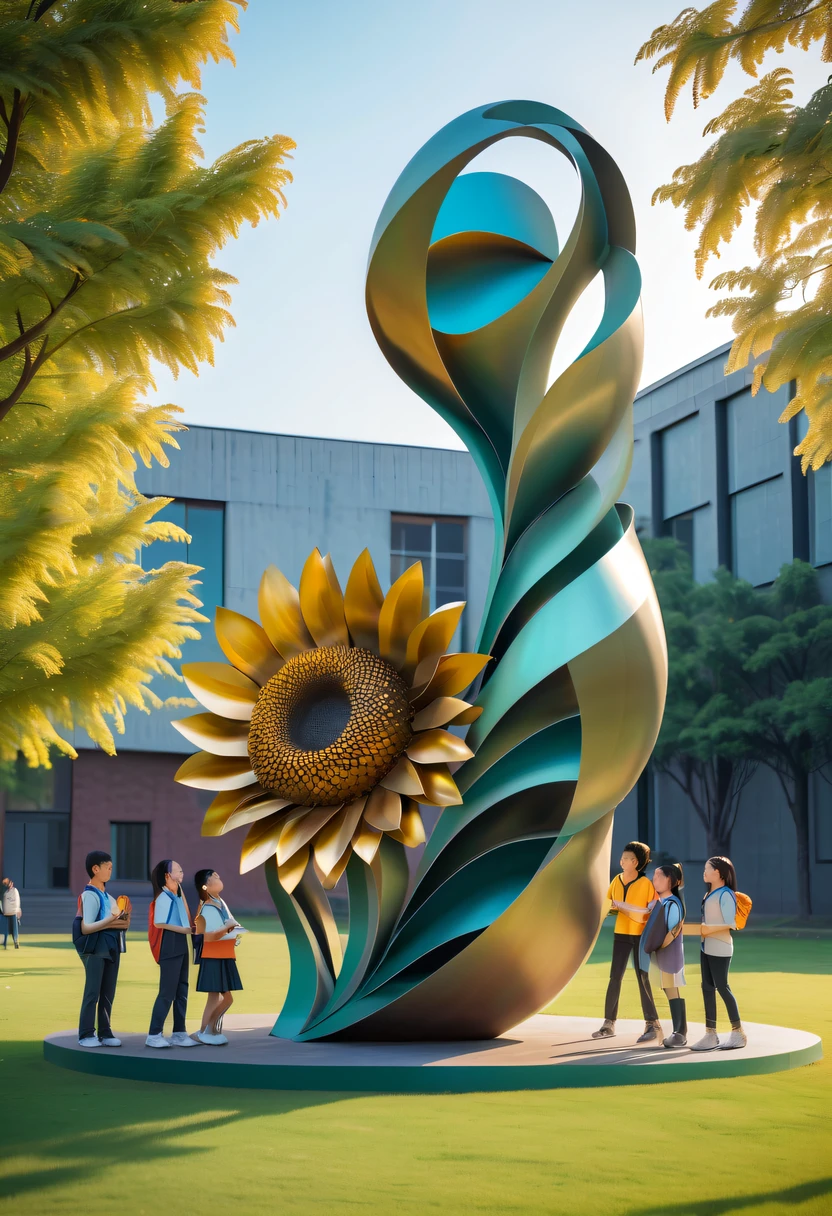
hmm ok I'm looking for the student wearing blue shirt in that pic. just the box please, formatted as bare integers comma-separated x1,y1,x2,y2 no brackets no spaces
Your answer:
691,855,747,1052
77,850,130,1048
146,859,198,1049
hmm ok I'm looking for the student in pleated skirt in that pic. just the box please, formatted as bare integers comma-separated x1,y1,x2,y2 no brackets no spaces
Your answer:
193,869,243,1046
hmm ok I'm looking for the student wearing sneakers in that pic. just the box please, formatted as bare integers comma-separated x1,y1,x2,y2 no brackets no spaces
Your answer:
146,859,198,1050
691,856,747,1052
193,869,243,1046
592,841,661,1042
638,863,688,1049
77,851,130,1049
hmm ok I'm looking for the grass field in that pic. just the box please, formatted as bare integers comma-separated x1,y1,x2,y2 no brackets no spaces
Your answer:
0,922,829,1216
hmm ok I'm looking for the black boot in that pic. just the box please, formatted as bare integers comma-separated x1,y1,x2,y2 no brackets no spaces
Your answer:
663,999,687,1048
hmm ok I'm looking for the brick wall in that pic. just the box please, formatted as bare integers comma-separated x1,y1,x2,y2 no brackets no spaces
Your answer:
70,750,273,912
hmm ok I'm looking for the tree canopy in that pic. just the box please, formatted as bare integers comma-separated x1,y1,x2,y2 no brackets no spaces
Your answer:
0,1,295,766
637,2,832,471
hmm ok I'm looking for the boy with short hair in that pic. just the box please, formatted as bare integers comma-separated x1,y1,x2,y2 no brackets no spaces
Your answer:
77,850,129,1048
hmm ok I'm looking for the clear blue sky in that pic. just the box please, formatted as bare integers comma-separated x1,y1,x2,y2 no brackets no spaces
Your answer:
151,0,828,449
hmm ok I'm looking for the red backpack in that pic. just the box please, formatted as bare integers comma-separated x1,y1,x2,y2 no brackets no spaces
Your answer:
148,889,191,962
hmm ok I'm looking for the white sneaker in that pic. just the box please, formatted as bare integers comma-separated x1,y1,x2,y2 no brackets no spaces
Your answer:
169,1031,199,1048
78,1036,101,1048
196,1029,228,1046
145,1033,171,1049
719,1028,748,1050
100,1036,122,1047
690,1029,720,1052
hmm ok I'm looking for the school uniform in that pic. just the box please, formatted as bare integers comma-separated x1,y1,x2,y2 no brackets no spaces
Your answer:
148,889,190,1037
603,873,659,1022
78,887,122,1042
196,898,243,994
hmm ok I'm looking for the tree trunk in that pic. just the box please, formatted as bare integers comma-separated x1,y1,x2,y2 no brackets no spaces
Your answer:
706,829,733,858
790,770,812,918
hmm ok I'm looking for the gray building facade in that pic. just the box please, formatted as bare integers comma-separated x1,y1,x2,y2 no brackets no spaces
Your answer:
613,342,832,915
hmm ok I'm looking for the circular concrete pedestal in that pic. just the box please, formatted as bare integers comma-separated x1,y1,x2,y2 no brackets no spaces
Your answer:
43,1015,822,1093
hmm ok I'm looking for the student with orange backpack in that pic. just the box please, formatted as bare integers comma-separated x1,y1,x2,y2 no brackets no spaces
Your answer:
146,859,198,1049
691,855,752,1052
193,869,244,1046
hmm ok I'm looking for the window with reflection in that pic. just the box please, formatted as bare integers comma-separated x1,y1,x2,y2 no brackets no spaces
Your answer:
390,515,466,612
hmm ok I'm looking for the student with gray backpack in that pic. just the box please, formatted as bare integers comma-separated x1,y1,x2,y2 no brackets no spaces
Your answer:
73,850,130,1048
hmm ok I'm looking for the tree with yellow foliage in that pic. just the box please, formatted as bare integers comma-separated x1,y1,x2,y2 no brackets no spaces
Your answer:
0,1,294,766
637,2,832,471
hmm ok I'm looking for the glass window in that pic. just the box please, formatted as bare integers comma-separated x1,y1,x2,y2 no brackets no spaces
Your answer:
390,515,466,612
809,463,832,567
730,477,791,585
663,512,694,564
3,753,72,812
726,388,785,493
662,415,704,520
111,822,150,881
140,499,224,665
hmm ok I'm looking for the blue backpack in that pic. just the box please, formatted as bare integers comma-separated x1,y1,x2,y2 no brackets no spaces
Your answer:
72,885,108,957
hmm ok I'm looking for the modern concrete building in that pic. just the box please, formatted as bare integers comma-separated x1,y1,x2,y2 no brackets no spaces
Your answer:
4,342,830,918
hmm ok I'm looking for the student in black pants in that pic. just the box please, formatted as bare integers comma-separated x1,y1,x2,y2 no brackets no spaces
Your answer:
593,842,661,1042
78,850,130,1048
146,859,198,1049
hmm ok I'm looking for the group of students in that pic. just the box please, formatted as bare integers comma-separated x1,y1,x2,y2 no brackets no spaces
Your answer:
594,841,747,1051
75,850,245,1049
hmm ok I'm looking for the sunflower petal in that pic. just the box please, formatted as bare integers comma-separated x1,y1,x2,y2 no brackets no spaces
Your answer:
278,845,310,893
174,751,257,792
258,565,314,659
378,562,424,671
215,606,284,685
299,549,350,648
222,795,293,835
314,798,366,876
352,820,382,864
410,652,491,707
320,847,351,890
389,800,426,847
171,712,250,757
344,548,384,652
448,704,483,726
277,805,342,865
380,754,425,796
364,784,402,831
240,812,286,874
414,763,464,806
402,601,465,681
407,728,474,764
411,697,473,731
202,788,251,837
182,662,259,721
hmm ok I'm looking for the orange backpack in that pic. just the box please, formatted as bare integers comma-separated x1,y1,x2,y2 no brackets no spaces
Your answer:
734,891,752,930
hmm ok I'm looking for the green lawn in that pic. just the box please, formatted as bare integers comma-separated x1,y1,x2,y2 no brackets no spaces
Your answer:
1,923,829,1216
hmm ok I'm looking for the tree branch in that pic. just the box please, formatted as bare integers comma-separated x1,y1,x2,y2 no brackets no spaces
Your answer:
0,273,83,364
0,328,50,426
0,89,25,198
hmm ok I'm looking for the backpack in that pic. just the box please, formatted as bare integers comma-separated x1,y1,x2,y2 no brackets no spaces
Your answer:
148,888,192,962
72,886,108,957
734,890,752,930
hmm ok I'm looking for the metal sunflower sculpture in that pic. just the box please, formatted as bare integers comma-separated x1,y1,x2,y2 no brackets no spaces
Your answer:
173,548,488,893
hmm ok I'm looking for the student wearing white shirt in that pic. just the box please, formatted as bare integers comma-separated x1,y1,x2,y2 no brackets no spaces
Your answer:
691,855,747,1052
77,850,130,1048
146,859,198,1049
193,869,243,1046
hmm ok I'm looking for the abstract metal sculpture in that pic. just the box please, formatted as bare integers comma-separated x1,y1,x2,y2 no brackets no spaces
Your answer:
174,100,667,1042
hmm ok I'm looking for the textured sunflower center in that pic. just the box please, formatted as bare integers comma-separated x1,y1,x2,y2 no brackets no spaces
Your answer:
248,646,413,807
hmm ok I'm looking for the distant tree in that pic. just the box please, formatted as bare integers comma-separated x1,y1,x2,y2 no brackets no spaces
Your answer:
637,2,832,471
645,538,756,857
718,560,832,917
0,1,295,765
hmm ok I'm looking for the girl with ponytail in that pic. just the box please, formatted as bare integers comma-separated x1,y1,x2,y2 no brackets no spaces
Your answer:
636,862,688,1048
